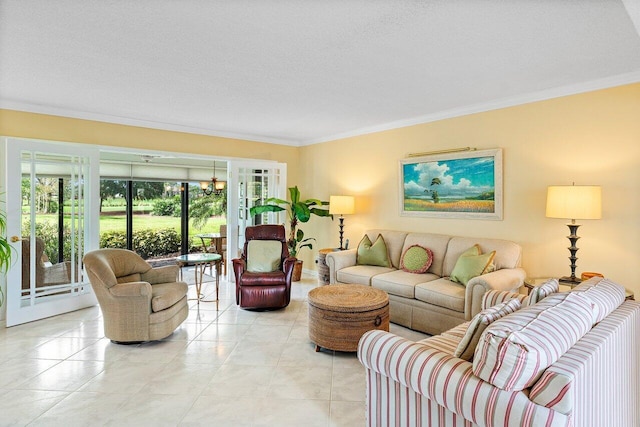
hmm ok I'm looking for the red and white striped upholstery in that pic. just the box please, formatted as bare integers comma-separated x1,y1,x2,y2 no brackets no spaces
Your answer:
529,301,640,424
480,278,558,310
473,292,593,391
527,278,559,305
453,298,521,361
481,290,527,309
358,300,640,427
358,330,569,427
569,277,625,323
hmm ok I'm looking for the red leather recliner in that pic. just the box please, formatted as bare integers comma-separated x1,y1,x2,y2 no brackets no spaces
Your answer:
232,225,296,310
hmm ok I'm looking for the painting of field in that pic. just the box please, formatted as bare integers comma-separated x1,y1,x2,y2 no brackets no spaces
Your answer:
404,198,494,212
400,148,502,219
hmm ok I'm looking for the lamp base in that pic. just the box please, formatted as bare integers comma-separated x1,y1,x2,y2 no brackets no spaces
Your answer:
559,276,582,287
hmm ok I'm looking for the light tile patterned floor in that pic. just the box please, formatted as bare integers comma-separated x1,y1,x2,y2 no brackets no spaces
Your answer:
0,272,427,426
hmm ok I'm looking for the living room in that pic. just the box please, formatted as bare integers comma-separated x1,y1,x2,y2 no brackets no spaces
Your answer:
1,2,640,426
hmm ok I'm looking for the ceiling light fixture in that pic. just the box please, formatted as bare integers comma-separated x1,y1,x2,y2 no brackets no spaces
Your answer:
200,162,226,196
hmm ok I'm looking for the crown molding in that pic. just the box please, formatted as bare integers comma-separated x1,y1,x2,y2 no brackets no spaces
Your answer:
0,100,301,147
301,71,640,146
3,71,639,148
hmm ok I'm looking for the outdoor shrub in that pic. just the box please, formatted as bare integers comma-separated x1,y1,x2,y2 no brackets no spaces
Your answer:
133,228,181,259
100,228,182,259
151,197,181,217
99,231,127,249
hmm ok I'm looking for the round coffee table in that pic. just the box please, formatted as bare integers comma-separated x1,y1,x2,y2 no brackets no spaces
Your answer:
308,284,389,352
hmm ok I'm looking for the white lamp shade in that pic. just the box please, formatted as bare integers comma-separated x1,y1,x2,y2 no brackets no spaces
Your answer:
546,185,602,220
329,195,355,215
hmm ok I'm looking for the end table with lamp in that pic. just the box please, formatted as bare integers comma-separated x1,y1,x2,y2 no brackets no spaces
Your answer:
524,276,634,301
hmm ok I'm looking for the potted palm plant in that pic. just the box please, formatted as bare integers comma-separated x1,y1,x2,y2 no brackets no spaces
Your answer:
249,186,331,281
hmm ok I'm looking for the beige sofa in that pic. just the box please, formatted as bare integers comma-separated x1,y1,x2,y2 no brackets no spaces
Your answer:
358,278,639,426
326,229,525,335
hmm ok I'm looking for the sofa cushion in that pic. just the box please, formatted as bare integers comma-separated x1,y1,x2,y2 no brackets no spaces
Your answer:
151,281,189,312
372,270,440,299
401,233,451,277
450,247,496,286
415,278,465,312
528,278,559,305
337,265,394,286
454,298,522,361
570,277,626,324
356,234,391,267
416,333,460,355
247,240,282,272
472,292,593,391
400,245,433,273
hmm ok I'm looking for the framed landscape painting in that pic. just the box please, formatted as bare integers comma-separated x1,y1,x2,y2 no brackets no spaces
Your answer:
399,148,503,220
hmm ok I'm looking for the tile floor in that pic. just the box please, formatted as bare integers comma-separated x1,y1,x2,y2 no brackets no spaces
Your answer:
0,271,428,427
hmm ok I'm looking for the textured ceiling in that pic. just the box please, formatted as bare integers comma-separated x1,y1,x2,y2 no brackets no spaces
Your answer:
1,0,639,146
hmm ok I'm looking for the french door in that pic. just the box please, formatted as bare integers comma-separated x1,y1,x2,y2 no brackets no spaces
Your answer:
227,160,286,280
3,138,99,326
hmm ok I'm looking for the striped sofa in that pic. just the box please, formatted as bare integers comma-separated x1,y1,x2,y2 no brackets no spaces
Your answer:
358,277,640,427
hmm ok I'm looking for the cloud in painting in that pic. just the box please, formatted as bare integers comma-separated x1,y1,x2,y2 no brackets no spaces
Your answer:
404,158,493,198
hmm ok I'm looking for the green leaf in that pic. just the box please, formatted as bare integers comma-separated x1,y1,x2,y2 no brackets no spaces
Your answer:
299,242,313,251
249,205,285,216
263,197,288,205
288,186,300,204
303,198,324,207
292,202,311,222
295,228,304,242
309,208,332,218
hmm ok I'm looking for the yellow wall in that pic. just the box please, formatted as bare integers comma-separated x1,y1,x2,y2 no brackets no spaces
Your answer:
2,83,639,297
0,109,301,178
299,83,640,296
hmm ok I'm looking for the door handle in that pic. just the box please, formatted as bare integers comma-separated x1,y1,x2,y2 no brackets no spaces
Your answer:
10,236,21,242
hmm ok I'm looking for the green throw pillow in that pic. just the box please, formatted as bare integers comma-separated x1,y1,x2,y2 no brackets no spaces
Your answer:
450,246,496,286
400,245,433,273
356,234,391,267
246,240,282,272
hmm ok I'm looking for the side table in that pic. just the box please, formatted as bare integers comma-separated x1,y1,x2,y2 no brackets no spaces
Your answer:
524,277,634,300
316,248,338,285
175,253,222,309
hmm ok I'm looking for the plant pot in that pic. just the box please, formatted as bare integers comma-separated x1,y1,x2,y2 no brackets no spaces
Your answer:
292,259,303,282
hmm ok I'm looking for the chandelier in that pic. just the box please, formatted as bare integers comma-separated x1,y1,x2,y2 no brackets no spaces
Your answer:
200,162,226,196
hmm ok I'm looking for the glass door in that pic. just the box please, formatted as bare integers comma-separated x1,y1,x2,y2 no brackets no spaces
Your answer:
227,161,286,280
3,138,99,326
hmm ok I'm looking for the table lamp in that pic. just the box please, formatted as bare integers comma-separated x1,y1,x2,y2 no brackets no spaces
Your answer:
546,183,601,285
329,195,355,250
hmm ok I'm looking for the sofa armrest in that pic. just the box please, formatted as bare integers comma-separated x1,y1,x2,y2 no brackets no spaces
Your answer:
358,330,568,427
109,281,152,298
141,265,179,284
465,267,526,318
326,249,357,284
482,289,528,310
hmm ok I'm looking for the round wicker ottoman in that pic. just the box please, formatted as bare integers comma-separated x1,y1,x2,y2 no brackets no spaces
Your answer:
308,284,389,352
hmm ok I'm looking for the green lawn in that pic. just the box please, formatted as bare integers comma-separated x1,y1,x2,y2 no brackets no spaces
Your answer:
31,213,225,235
